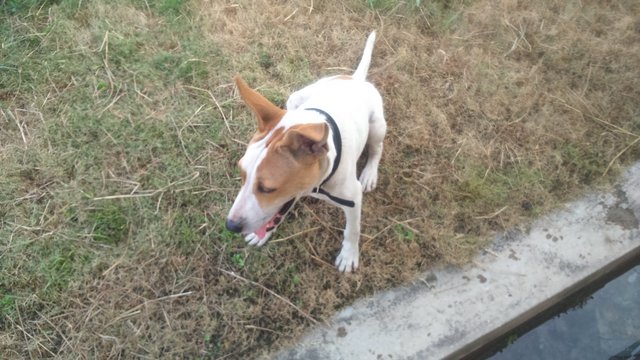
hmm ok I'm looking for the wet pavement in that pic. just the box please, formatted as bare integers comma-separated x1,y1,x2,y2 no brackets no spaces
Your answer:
490,265,640,360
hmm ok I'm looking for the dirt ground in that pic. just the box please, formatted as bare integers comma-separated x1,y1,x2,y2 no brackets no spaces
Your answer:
1,0,639,358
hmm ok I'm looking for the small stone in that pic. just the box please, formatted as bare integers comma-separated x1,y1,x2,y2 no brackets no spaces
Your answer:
337,326,347,338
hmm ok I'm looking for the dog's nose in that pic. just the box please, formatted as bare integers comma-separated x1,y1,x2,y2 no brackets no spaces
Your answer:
225,218,243,233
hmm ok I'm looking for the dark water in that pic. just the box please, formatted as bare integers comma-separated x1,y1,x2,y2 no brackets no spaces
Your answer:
490,265,640,360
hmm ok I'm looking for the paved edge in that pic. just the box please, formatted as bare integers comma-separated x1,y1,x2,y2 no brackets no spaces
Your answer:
274,162,640,360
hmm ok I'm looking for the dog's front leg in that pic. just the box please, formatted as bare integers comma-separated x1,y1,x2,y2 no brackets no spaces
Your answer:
335,182,363,273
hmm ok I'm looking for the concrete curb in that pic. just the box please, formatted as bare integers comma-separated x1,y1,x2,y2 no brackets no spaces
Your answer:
274,162,640,360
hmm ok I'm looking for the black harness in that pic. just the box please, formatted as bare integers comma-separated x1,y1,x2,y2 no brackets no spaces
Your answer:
305,108,356,208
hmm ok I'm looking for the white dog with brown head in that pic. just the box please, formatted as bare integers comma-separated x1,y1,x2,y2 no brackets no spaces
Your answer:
226,32,386,273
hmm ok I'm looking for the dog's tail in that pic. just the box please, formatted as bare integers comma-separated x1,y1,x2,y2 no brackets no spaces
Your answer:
352,31,376,81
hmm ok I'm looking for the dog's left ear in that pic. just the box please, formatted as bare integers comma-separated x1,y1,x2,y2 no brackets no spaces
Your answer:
234,75,285,134
280,123,329,160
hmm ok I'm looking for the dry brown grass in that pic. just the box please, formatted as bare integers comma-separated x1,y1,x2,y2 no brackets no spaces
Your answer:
2,0,639,358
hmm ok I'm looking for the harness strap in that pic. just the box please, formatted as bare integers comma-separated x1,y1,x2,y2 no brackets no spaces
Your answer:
313,187,355,208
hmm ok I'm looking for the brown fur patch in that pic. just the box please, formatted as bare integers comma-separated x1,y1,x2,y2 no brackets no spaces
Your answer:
235,75,286,142
253,124,328,209
265,127,285,147
240,168,247,185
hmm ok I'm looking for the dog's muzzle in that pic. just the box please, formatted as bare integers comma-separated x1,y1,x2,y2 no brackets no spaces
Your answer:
225,198,296,237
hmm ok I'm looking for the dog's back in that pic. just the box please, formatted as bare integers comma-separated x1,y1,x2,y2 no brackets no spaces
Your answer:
285,31,383,158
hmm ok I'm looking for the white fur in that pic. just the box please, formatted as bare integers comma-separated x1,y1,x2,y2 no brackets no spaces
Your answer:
228,142,274,235
288,76,386,273
230,31,386,273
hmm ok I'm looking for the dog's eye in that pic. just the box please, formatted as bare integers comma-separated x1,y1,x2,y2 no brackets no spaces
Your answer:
257,183,277,194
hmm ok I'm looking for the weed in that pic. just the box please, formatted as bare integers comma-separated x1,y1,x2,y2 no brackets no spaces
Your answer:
291,274,301,286
258,51,274,69
158,0,185,16
394,223,416,242
89,205,129,245
231,253,245,268
0,293,15,317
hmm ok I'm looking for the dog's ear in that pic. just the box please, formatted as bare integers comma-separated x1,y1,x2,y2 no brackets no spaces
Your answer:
280,123,329,160
234,75,285,134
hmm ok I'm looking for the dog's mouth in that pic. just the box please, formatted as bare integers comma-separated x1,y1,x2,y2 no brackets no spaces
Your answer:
254,198,296,240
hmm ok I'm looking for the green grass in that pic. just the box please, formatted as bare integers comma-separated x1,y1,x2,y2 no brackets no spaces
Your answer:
366,0,465,31
89,204,129,244
1,0,235,336
1,0,58,15
0,293,16,318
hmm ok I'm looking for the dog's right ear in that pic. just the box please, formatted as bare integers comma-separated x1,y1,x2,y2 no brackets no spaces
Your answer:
234,75,285,135
279,123,329,161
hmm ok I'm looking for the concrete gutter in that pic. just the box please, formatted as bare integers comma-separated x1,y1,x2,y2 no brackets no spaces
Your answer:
275,162,640,360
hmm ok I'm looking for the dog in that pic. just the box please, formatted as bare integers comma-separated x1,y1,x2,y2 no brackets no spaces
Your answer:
226,31,386,273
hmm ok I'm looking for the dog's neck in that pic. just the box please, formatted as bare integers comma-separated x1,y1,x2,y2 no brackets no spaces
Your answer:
305,108,341,185
305,108,356,208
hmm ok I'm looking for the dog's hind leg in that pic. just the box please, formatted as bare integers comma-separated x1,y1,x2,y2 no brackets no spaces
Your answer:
359,101,386,192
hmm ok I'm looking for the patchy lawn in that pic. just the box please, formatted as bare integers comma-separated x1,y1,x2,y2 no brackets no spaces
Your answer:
1,0,639,358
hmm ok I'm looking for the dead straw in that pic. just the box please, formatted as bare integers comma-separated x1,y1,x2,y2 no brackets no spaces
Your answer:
218,268,321,325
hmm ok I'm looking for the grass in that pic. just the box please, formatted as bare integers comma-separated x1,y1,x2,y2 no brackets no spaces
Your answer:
1,0,639,358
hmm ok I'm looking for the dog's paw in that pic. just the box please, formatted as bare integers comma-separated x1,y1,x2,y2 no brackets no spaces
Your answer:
245,232,272,247
359,166,378,192
335,243,359,273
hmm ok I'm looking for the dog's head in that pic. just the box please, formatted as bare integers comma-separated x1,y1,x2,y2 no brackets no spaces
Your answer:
226,76,329,239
